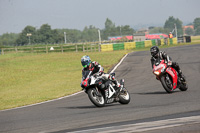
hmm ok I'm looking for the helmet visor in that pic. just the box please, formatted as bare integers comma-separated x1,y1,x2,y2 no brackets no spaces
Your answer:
81,62,87,67
81,61,90,68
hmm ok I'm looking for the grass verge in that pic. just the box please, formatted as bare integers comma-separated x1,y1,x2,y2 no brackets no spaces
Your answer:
0,51,127,110
0,42,199,110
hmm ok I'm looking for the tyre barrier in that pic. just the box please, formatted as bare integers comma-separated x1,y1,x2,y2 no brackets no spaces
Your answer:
101,38,178,51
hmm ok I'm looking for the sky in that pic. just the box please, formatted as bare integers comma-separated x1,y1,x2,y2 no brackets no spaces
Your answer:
0,0,200,35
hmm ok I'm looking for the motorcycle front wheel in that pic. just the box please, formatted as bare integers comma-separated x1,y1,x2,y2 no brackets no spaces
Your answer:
87,88,105,107
160,74,173,93
118,88,130,104
179,75,188,91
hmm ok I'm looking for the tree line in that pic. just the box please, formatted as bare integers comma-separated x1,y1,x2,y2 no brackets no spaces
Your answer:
1,17,200,46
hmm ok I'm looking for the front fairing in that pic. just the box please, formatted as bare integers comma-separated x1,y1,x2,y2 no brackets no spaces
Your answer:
153,60,167,77
166,67,178,89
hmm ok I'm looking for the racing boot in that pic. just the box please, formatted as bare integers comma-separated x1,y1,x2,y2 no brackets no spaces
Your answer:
112,81,121,102
178,70,185,82
109,74,121,92
114,81,121,91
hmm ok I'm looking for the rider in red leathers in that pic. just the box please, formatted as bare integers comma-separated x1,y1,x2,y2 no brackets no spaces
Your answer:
150,46,184,80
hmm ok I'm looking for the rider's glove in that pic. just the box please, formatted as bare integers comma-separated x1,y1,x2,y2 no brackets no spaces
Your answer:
168,61,172,66
93,73,98,78
99,71,104,76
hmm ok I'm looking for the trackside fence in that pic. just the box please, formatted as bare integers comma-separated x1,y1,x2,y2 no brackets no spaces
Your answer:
1,36,200,55
1,44,101,55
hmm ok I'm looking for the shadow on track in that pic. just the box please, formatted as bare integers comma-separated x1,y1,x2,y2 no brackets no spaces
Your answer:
61,104,119,109
132,91,179,95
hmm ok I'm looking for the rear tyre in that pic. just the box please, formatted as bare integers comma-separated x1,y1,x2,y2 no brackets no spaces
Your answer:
160,74,173,93
87,88,105,107
118,88,130,104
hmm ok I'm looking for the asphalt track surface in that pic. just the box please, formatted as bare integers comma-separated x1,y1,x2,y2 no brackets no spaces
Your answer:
0,44,200,133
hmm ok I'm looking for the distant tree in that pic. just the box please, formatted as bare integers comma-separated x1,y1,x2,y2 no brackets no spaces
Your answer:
120,25,135,35
0,33,19,46
81,25,99,42
193,18,200,29
38,24,53,44
185,27,194,35
164,16,183,36
186,23,193,26
149,27,170,34
66,29,81,43
195,26,200,35
51,29,63,44
59,29,82,43
16,25,36,45
102,18,135,40
148,26,155,30
105,18,115,29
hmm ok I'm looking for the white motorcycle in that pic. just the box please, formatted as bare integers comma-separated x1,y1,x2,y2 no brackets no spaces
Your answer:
81,71,130,107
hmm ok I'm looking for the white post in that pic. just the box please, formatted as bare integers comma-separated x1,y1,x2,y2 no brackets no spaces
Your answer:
98,29,101,44
120,25,122,36
64,32,67,44
26,33,32,45
174,23,178,38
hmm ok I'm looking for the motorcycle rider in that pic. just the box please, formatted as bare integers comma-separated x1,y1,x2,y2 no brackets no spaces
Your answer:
150,46,184,80
81,55,121,90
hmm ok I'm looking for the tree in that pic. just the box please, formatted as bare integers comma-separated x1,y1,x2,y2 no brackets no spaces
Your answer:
81,25,99,42
105,18,115,29
120,25,135,36
185,27,194,35
195,26,200,35
193,18,200,29
149,27,170,34
164,16,183,36
0,33,19,46
38,24,53,44
16,25,36,45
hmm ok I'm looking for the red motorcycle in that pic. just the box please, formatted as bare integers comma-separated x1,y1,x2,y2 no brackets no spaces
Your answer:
153,60,188,93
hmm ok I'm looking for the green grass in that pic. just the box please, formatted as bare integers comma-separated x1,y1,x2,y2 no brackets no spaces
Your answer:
0,51,127,110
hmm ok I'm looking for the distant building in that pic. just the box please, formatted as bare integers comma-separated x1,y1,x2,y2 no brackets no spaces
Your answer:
108,33,146,42
137,28,149,34
145,33,168,40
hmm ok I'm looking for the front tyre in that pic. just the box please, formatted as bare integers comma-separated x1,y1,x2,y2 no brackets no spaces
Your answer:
118,88,130,104
160,74,173,93
179,75,188,91
87,88,105,107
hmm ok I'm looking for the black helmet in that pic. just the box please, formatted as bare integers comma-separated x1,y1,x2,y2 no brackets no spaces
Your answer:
81,55,91,68
150,46,159,57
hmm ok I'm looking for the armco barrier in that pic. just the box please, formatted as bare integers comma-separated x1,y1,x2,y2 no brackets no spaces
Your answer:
172,38,177,45
124,42,136,50
144,40,152,47
101,44,113,52
136,41,145,48
113,43,124,50
160,39,165,46
151,39,156,46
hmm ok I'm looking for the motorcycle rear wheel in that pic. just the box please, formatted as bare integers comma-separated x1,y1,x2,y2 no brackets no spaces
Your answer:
160,74,173,93
88,88,105,107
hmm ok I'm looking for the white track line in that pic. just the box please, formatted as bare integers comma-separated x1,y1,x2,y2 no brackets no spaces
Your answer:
1,53,128,112
69,115,200,133
110,53,128,74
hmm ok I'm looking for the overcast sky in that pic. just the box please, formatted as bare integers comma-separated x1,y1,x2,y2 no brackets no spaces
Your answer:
0,0,199,35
